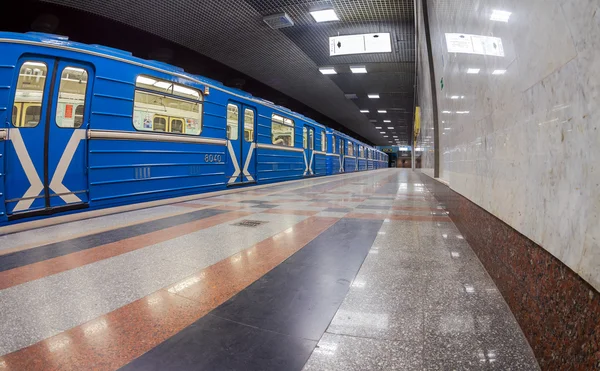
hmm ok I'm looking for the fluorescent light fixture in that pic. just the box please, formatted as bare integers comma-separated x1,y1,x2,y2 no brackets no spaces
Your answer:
359,109,369,113
467,68,480,74
377,110,387,113
456,111,470,114
444,127,451,130
383,119,391,123
350,66,367,74
380,131,386,134
368,94,380,99
490,10,512,22
492,69,507,75
387,127,394,129
319,67,337,75
330,33,391,56
375,126,382,129
383,136,388,138
450,95,460,99
446,33,504,56
442,110,451,113
393,135,398,138
310,9,339,23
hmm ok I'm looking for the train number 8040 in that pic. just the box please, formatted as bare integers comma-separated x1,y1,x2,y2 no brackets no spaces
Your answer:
204,154,223,163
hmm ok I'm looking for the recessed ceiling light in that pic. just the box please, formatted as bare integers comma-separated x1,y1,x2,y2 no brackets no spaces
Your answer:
444,127,451,130
380,131,386,134
310,9,339,23
387,127,394,129
450,96,460,99
467,68,480,74
360,109,369,113
350,66,368,74
456,111,470,114
375,126,382,129
492,69,507,75
368,94,380,99
393,136,398,138
383,119,391,123
442,110,451,113
377,110,387,113
383,136,388,138
319,67,337,75
490,10,511,22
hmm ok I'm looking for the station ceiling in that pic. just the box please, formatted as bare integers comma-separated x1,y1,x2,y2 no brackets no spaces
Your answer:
42,0,416,145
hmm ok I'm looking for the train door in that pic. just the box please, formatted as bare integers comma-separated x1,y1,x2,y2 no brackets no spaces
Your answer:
303,125,314,176
5,58,92,217
226,102,256,185
338,136,344,172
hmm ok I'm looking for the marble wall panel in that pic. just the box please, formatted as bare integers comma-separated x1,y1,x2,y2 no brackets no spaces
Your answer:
416,0,600,291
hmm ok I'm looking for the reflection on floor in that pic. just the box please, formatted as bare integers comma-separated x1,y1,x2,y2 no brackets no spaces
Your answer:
0,169,539,370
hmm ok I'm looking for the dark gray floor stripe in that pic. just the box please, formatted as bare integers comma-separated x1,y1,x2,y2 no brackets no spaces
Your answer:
120,218,383,371
0,208,227,272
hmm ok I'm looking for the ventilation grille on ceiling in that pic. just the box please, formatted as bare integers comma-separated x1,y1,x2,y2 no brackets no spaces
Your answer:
344,93,358,99
263,13,294,29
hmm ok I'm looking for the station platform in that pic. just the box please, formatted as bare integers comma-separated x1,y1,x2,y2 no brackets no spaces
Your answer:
0,169,538,370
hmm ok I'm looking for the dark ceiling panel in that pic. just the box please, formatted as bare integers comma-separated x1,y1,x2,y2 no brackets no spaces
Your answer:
41,0,415,145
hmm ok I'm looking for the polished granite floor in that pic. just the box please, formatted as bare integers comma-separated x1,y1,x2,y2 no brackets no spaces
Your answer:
0,169,539,370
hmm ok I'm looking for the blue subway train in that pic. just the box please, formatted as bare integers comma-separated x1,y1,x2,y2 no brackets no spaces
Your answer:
0,32,388,226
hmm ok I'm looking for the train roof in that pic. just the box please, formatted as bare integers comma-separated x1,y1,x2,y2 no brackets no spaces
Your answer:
0,32,329,130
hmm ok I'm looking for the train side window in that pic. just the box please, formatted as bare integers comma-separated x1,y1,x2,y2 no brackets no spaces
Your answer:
271,114,294,147
339,139,343,155
12,61,48,128
244,108,254,142
321,131,326,152
56,67,88,128
227,104,239,140
308,128,314,150
347,141,353,156
153,115,167,132
24,105,42,127
74,105,85,127
170,117,184,133
12,105,19,126
133,75,202,135
303,127,308,149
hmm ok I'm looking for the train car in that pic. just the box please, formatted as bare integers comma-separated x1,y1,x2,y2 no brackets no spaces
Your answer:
299,116,327,177
0,32,384,226
341,133,357,173
325,130,341,175
357,143,367,171
367,148,374,170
